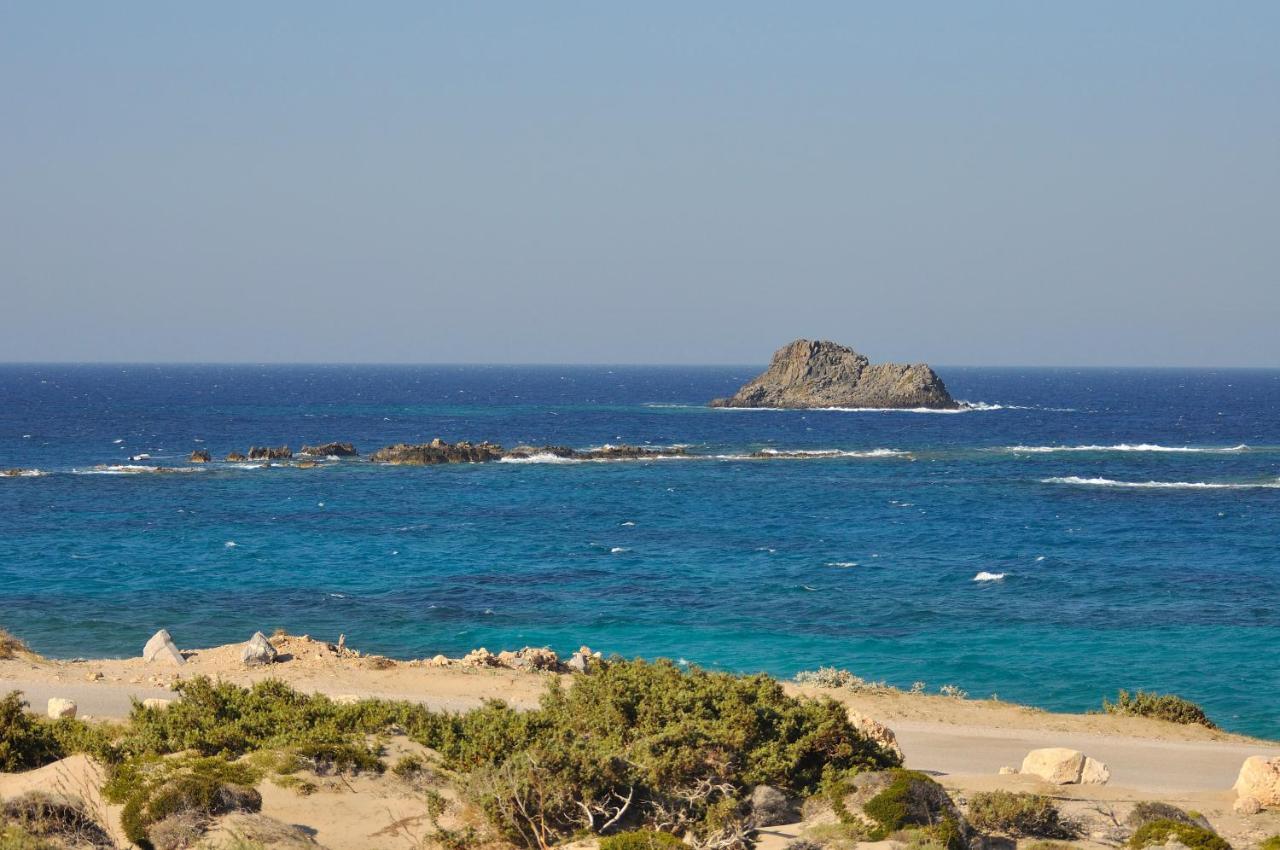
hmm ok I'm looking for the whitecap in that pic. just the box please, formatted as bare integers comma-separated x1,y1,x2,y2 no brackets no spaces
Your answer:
610,547,628,554
497,453,582,464
826,561,859,568
973,571,1006,582
113,438,124,444
224,541,237,548
1006,443,1248,454
1041,476,1280,490
755,448,908,459
620,521,636,527
1035,555,1045,562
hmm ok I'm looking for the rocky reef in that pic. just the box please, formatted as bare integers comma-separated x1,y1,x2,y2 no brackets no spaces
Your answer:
710,339,957,409
188,449,212,463
246,445,293,460
299,442,359,457
371,439,686,465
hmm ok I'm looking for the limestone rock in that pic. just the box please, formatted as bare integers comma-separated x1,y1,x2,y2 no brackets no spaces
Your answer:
226,452,247,462
1080,756,1111,785
142,698,173,710
709,339,957,410
462,647,498,667
1020,747,1109,784
143,629,185,666
848,710,904,761
299,442,358,457
998,766,1019,775
1234,755,1280,806
188,449,212,463
1233,795,1262,816
47,698,77,719
429,654,450,667
240,631,279,666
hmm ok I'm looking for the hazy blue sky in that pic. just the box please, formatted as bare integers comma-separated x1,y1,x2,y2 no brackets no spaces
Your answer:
2,3,1277,365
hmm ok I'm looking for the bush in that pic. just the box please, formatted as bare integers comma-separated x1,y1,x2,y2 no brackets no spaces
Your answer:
1103,690,1216,728
1126,801,1210,831
0,630,33,661
0,693,60,772
1258,836,1280,850
107,755,263,848
0,792,114,849
1128,819,1230,850
966,791,1076,838
432,658,900,847
598,830,686,850
860,770,966,850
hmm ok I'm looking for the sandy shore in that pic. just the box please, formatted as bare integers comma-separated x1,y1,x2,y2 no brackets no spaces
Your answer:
3,633,1279,848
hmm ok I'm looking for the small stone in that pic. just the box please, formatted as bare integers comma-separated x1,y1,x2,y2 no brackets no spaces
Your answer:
47,698,77,719
143,629,185,666
1233,795,1262,816
566,653,588,673
429,654,450,667
240,631,279,666
85,671,103,682
142,698,173,710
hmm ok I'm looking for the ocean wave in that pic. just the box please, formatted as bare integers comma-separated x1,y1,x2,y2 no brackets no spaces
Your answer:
497,453,583,464
1008,443,1248,454
1042,476,1280,490
1,469,48,478
755,448,908,459
72,464,204,475
826,561,859,568
973,571,1006,581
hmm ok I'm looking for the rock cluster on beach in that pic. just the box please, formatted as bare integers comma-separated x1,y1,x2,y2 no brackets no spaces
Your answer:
710,338,958,409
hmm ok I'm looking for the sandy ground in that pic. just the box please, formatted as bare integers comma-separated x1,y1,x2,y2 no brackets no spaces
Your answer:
3,633,1279,848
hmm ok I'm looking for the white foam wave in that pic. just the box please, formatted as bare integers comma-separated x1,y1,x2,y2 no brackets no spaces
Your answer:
756,448,908,458
1042,476,1280,490
2,469,48,478
1007,443,1248,454
610,547,629,554
224,541,237,548
974,571,1006,582
826,561,859,568
73,464,203,475
497,453,582,464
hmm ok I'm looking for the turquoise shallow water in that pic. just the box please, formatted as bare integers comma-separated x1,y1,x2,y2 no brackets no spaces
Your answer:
1,364,1278,736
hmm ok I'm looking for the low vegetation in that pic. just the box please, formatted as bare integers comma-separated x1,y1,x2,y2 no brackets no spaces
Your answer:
0,792,113,850
857,769,967,850
598,830,687,850
965,790,1077,839
1258,836,1280,850
0,629,33,661
1103,689,1217,728
1128,819,1231,850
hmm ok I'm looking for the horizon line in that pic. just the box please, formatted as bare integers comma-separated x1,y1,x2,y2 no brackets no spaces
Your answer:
1,360,1279,371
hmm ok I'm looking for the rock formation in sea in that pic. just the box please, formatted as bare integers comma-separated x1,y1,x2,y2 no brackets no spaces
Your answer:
189,449,212,463
225,452,247,462
299,441,359,457
246,445,293,460
371,439,687,465
709,339,957,409
370,439,505,465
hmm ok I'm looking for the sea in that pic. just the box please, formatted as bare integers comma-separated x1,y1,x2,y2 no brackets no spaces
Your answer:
1,364,1277,737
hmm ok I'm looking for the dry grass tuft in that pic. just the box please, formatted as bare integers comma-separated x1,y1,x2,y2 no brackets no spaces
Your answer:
0,628,36,660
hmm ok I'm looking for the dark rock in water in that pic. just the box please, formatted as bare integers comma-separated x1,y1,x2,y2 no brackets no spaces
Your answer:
189,449,212,463
710,339,957,410
225,452,248,462
299,442,358,457
371,439,505,465
247,446,293,460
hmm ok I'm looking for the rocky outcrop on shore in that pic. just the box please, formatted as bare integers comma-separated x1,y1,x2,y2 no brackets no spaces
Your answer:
710,339,958,409
300,442,359,457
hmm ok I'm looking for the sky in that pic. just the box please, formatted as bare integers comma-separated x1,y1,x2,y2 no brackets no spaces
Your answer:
1,3,1277,366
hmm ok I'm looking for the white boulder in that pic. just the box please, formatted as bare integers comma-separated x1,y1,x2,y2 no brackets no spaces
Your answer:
143,629,185,665
142,698,173,710
46,698,77,719
848,710,904,761
240,631,279,666
1233,755,1280,807
1020,747,1108,785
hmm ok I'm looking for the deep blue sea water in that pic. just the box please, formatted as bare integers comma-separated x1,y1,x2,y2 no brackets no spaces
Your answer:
1,364,1278,737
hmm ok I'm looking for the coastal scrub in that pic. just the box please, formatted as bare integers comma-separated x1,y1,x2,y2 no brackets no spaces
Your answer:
1103,690,1216,728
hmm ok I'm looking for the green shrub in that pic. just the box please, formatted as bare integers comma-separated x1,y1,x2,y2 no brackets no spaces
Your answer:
1258,836,1280,850
860,770,966,850
392,753,425,777
966,790,1076,838
1126,801,1210,831
0,693,60,772
1103,690,1216,728
433,658,900,847
107,755,263,848
598,830,686,850
1128,819,1230,850
0,825,58,850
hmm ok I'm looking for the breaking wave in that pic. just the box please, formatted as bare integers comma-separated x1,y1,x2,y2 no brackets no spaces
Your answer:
1007,443,1248,454
754,448,908,459
1042,476,1280,490
973,571,1006,581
